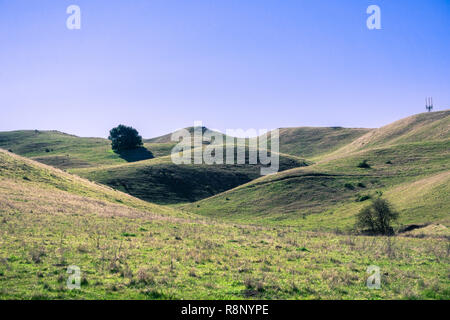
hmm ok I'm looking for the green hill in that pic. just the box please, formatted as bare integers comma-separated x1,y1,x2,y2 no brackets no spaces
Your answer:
74,150,307,204
324,110,450,159
275,127,372,159
183,111,450,230
0,128,309,204
0,130,155,169
1,148,448,300
0,128,246,168
0,148,178,216
143,125,371,161
144,126,227,144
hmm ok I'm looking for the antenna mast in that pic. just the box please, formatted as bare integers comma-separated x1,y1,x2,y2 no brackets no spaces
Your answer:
425,97,433,112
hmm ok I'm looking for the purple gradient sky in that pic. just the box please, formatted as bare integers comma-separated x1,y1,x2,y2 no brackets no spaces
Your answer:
1,0,449,138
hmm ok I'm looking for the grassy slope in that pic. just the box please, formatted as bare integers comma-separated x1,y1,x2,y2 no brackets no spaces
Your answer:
0,130,155,169
143,142,176,158
323,110,450,159
0,149,448,299
275,127,372,159
73,150,308,204
0,149,179,217
183,111,450,230
144,126,226,144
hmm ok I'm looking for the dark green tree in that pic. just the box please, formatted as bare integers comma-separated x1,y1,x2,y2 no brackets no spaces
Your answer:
108,125,143,152
355,198,399,235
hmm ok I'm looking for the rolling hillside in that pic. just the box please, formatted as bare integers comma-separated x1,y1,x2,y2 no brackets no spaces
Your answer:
0,148,179,217
1,148,448,299
322,110,450,160
275,127,372,159
0,130,154,169
2,111,449,227
183,111,450,230
144,126,228,144
74,150,307,204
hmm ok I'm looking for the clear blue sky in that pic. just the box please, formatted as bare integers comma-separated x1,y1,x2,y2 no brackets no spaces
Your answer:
1,0,449,138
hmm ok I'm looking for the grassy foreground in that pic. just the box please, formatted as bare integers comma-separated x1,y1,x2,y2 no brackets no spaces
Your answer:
0,149,449,299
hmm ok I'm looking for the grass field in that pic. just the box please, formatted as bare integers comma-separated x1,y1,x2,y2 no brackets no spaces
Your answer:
0,110,449,300
0,149,448,299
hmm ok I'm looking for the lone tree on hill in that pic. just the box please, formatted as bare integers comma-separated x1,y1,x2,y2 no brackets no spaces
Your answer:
355,198,399,235
109,125,143,152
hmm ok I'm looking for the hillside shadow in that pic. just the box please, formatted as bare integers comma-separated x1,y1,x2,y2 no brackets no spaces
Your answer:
117,147,154,162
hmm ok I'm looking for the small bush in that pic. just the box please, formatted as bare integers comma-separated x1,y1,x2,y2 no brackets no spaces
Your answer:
355,198,399,235
357,182,366,188
356,194,371,202
344,183,355,190
81,276,89,286
357,160,371,168
121,232,136,237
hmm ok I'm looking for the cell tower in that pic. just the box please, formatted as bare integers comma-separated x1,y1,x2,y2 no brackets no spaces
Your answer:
425,97,433,112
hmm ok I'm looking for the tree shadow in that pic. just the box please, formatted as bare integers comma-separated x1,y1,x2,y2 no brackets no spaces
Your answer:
116,147,154,162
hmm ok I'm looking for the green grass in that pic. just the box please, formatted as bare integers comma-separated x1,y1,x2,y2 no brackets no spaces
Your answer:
183,112,450,230
323,110,450,158
143,142,177,158
0,130,157,169
0,149,181,217
1,111,449,300
73,149,308,204
275,127,372,159
0,150,448,300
